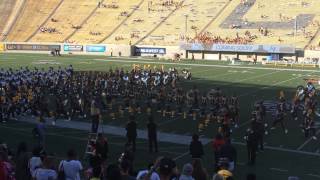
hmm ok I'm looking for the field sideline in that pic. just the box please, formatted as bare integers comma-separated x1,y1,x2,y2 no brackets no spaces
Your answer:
1,53,320,180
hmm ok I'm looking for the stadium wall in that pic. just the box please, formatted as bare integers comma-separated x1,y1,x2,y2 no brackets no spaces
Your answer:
1,42,132,56
1,42,317,62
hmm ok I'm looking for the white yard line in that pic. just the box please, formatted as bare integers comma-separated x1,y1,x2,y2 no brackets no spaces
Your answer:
233,70,281,83
232,141,320,157
239,72,316,98
173,151,189,161
307,174,320,179
270,168,289,172
238,71,316,128
296,129,320,150
0,125,183,155
94,59,320,72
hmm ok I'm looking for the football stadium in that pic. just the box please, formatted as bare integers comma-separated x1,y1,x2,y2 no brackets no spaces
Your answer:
0,0,320,180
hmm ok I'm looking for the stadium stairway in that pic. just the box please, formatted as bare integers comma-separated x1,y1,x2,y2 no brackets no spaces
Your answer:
0,0,24,41
305,26,320,49
63,0,105,42
72,0,143,44
5,0,62,42
0,0,17,40
25,0,65,42
133,0,187,45
30,0,98,43
140,0,231,45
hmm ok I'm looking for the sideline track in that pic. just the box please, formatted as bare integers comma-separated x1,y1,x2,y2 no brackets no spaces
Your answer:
93,59,320,72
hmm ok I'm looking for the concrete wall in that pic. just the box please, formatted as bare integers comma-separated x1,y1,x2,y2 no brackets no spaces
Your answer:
1,42,133,57
304,50,320,58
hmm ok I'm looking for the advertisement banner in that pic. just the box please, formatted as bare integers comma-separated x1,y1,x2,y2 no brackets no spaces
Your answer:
64,45,83,52
0,43,4,52
6,44,60,51
180,43,295,54
135,47,166,55
86,45,106,52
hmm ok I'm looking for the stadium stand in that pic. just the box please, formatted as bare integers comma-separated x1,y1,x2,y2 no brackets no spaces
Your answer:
1,0,320,49
29,0,98,43
140,0,230,45
5,0,62,42
0,0,17,40
104,0,184,45
68,0,142,43
202,0,320,48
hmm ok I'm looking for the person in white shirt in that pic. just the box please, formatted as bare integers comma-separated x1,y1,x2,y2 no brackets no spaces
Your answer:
33,156,57,180
58,149,83,180
29,147,43,176
136,163,160,180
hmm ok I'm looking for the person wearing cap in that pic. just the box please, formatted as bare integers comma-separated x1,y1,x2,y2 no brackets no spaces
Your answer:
217,169,233,179
159,157,177,180
179,163,194,180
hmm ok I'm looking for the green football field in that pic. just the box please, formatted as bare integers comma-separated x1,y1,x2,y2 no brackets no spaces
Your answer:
1,53,320,180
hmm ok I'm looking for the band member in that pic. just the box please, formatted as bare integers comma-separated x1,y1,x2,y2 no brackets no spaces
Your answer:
271,105,288,134
147,116,158,153
90,99,101,133
126,115,137,152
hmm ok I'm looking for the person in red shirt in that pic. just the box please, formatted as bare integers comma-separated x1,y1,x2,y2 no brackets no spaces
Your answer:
212,133,225,170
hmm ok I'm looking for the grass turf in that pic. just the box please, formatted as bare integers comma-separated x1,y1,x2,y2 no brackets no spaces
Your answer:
1,53,320,179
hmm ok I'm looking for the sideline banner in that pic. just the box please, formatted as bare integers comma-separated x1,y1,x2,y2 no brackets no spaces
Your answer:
180,43,295,54
135,47,166,55
86,45,106,52
64,45,83,52
6,44,60,51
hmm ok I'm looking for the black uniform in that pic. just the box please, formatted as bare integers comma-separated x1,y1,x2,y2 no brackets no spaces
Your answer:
126,120,137,152
147,120,158,152
189,139,204,158
245,130,258,165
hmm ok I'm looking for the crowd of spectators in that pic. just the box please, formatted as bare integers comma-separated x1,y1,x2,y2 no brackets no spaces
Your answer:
0,134,249,180
182,31,256,45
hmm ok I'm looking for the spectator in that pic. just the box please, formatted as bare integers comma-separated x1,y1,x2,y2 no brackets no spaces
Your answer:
90,166,101,180
136,162,160,180
189,134,204,159
95,133,108,162
212,134,225,168
29,147,43,176
147,116,158,153
15,142,30,180
58,149,83,180
36,117,46,147
106,164,122,180
247,173,256,180
212,174,224,180
216,168,233,180
126,116,137,152
0,150,15,180
32,156,57,180
179,163,194,180
159,157,177,180
191,159,208,180
219,139,237,171
120,160,135,180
